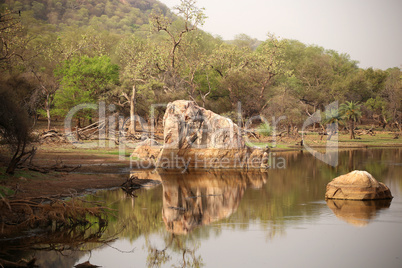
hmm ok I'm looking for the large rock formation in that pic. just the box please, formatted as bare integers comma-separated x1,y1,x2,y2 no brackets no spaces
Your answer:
325,170,393,200
156,100,265,169
131,138,162,161
163,100,245,149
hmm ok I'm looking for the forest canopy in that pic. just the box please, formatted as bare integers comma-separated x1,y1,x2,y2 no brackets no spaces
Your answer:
0,0,401,132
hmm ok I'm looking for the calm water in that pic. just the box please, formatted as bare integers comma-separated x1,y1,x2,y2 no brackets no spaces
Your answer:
1,149,401,268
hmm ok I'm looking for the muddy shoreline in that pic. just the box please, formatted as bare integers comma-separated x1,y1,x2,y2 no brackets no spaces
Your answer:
1,150,133,199
1,143,402,199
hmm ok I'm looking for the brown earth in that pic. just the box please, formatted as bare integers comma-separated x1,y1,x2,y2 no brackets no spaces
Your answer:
0,147,134,199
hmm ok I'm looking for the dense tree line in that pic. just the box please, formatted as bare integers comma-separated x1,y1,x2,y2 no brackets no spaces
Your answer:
4,0,168,33
1,0,401,139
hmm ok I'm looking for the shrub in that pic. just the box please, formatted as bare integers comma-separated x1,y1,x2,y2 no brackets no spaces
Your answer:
257,122,272,137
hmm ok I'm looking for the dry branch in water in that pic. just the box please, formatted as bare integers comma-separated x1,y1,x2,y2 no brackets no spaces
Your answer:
121,175,160,197
0,196,113,233
0,195,117,267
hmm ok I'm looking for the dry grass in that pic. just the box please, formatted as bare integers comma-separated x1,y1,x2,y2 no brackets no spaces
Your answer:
0,195,113,235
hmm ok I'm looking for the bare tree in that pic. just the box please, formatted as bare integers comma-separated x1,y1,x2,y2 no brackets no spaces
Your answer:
150,0,206,70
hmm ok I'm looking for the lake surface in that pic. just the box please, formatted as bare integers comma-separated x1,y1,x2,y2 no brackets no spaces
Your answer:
1,149,401,268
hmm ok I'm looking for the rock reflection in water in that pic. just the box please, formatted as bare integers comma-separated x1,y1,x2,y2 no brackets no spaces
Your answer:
158,170,268,234
326,199,391,227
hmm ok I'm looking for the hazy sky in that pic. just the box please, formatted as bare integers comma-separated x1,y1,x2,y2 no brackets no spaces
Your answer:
159,0,402,70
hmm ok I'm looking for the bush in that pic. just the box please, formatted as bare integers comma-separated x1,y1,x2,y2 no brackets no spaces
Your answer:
0,78,33,174
257,122,272,137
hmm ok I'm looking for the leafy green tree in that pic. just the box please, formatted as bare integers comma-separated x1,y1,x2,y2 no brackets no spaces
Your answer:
294,46,334,114
54,55,119,126
116,35,166,133
326,51,362,103
382,68,402,130
251,34,290,112
209,45,252,115
22,28,116,130
31,1,46,20
210,35,288,117
339,101,362,139
337,70,370,102
366,96,388,126
263,80,305,134
281,41,361,119
364,67,387,94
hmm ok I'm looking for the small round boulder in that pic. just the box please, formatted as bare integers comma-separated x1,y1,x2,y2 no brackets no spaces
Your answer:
325,170,393,200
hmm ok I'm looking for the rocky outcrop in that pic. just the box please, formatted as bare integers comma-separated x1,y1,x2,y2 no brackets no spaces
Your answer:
131,138,162,161
325,170,393,200
163,100,245,149
156,100,266,169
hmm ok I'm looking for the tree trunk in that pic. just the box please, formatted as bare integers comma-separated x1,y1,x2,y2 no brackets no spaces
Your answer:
76,118,81,140
46,97,51,130
350,120,355,139
129,85,136,134
6,154,20,175
46,108,51,130
312,105,317,130
6,139,25,175
6,157,20,174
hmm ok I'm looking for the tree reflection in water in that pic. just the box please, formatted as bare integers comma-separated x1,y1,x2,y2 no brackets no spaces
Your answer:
142,169,267,267
0,214,118,267
146,235,203,268
159,170,268,234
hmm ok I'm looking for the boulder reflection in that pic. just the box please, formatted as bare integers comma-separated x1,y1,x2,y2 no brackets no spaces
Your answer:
158,170,268,234
326,199,391,227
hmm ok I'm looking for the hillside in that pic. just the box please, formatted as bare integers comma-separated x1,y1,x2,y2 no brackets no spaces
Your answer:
3,0,170,33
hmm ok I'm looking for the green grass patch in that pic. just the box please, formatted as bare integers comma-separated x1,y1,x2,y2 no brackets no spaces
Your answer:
39,142,145,160
338,132,401,145
103,151,131,157
247,142,292,150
